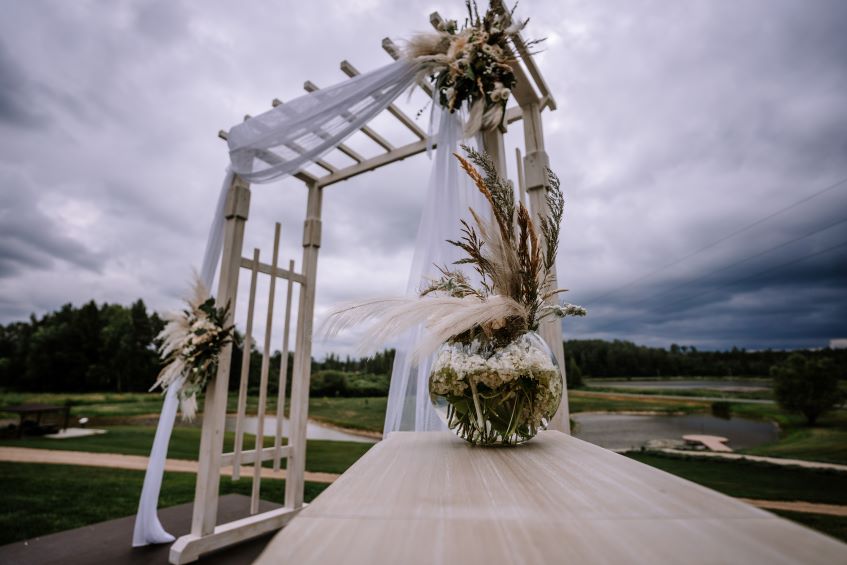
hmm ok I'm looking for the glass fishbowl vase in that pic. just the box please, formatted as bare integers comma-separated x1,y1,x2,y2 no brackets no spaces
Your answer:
428,331,562,446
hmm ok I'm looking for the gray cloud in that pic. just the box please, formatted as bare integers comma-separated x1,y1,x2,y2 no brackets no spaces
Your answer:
0,0,845,357
0,167,103,276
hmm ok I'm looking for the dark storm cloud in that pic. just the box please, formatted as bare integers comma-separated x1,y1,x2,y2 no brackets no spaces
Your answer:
549,0,847,349
0,0,845,355
0,169,103,276
0,41,46,127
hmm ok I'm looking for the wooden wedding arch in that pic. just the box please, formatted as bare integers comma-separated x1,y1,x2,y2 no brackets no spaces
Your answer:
169,9,566,564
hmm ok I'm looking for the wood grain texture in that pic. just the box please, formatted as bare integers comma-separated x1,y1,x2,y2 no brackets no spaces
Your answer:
256,431,847,565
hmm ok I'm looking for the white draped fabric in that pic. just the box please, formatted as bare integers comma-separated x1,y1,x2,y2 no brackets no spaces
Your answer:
134,55,499,545
134,60,424,546
228,59,419,183
382,110,488,432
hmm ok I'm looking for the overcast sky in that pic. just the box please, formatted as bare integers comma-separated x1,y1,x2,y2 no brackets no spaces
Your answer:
1,0,846,357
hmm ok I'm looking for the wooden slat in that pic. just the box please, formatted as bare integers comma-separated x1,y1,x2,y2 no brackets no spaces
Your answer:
190,176,250,538
239,257,305,285
273,258,296,472
171,506,302,565
255,432,847,565
340,60,426,140
515,147,527,209
251,223,281,515
303,80,395,152
317,137,433,188
231,248,261,480
222,445,292,468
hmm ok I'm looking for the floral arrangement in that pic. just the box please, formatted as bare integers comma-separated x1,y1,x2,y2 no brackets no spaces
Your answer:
152,275,233,421
403,1,537,137
429,332,561,444
325,147,585,444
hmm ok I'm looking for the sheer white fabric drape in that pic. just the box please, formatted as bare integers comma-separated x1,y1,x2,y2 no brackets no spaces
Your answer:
134,60,420,547
132,169,231,547
383,109,488,433
228,59,418,183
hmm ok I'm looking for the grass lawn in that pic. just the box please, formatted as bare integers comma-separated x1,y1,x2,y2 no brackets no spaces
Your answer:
582,385,774,401
627,452,847,543
306,396,386,432
0,391,389,434
770,510,847,544
568,390,712,414
626,452,847,505
0,462,328,546
0,426,372,475
0,392,165,419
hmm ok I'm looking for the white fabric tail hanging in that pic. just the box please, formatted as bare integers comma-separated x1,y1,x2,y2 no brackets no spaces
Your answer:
383,109,488,433
133,59,421,546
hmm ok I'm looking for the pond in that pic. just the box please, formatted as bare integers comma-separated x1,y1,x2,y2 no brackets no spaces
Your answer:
585,379,771,392
572,412,778,451
225,415,377,444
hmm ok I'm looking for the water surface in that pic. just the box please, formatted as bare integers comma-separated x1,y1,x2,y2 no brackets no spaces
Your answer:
572,412,777,451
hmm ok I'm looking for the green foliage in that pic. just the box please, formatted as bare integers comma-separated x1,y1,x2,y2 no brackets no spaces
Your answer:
566,356,583,389
0,300,163,393
771,354,842,425
309,370,390,398
0,462,329,545
770,511,847,543
627,452,847,505
566,339,847,378
0,426,373,474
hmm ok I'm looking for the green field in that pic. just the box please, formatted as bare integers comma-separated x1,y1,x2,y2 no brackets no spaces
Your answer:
627,452,847,543
626,452,847,504
0,426,371,475
0,462,328,546
582,382,775,400
0,391,387,434
4,390,845,464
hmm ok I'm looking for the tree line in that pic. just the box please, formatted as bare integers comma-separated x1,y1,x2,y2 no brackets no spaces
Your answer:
1,301,845,395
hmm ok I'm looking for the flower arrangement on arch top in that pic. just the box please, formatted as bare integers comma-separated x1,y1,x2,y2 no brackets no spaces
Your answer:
403,1,540,137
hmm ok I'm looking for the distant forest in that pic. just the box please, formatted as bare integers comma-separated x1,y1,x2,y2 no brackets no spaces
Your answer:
0,300,845,393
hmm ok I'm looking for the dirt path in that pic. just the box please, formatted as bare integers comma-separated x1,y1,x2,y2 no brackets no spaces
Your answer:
0,446,339,484
741,499,847,517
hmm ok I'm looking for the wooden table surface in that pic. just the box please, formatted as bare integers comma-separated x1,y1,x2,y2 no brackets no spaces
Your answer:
255,431,847,564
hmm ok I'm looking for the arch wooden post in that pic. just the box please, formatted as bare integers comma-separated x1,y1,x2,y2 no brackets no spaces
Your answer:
521,101,570,433
285,180,323,509
193,174,251,537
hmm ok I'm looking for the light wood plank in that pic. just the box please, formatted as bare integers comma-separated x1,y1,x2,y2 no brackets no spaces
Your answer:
251,223,281,514
222,445,292,468
238,257,305,285
273,258,296,472
317,138,433,188
256,432,847,565
231,247,261,480
190,176,250,537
